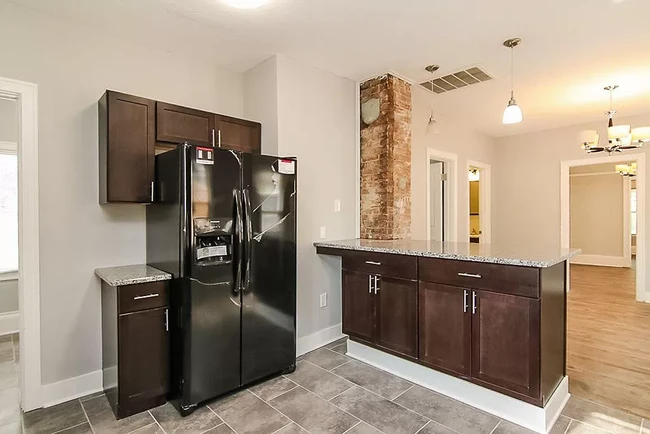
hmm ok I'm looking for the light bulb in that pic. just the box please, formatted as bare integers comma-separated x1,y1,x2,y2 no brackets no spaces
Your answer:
502,98,523,124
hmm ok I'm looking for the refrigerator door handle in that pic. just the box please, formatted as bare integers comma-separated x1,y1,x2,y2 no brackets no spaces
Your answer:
242,188,253,292
234,190,244,295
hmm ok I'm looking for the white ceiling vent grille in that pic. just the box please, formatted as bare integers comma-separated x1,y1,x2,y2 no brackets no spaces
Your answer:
420,67,493,94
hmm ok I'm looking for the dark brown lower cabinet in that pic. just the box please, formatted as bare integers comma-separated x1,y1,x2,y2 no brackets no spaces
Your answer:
342,270,375,342
375,276,417,357
471,290,540,400
102,281,169,419
419,282,471,377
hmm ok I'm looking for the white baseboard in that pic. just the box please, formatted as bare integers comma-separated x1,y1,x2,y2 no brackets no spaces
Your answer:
570,254,631,268
0,311,19,336
296,323,344,356
41,370,103,408
347,341,569,434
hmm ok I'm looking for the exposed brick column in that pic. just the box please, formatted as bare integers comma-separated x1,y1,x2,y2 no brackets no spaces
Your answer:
360,74,412,240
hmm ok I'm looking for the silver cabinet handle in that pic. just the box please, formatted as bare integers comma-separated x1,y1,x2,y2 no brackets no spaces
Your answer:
458,272,482,279
463,290,468,313
374,276,380,294
150,181,155,202
368,275,373,293
218,129,222,148
164,308,169,332
211,129,216,147
472,291,477,315
365,261,381,266
133,293,159,300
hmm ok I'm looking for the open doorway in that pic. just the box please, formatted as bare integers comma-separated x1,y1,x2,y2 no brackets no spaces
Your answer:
562,155,650,418
426,148,458,242
466,160,491,244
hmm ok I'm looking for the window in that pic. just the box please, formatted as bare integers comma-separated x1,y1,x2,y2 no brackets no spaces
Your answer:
0,145,17,274
631,188,637,236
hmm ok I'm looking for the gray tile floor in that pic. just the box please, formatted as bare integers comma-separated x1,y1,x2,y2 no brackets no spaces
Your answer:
1,336,648,434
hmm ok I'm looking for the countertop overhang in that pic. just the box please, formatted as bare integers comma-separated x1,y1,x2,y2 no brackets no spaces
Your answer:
314,239,581,268
94,264,172,286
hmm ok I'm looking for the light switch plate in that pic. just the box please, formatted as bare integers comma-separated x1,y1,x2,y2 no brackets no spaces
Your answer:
320,227,326,239
320,293,327,308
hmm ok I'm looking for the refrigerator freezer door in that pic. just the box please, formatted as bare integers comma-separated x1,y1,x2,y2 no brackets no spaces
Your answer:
241,154,297,385
182,146,243,407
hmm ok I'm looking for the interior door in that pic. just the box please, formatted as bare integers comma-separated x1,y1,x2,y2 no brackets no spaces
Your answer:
419,282,471,377
241,154,297,384
430,161,444,241
471,290,540,399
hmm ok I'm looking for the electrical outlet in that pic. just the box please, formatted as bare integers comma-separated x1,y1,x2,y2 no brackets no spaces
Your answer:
320,293,327,308
334,199,341,212
320,226,326,239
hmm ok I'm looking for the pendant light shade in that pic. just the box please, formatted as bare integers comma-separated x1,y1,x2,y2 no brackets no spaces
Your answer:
502,38,523,125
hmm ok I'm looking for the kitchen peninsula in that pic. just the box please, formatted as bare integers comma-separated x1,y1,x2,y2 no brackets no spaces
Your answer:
315,239,580,433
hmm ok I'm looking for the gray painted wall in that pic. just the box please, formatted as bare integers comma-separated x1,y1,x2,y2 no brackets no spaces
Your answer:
0,280,18,314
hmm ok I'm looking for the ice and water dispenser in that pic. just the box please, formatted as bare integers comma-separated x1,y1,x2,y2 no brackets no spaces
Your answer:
193,218,233,265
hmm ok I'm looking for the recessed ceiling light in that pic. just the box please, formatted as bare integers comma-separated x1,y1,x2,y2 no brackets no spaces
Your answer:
222,0,269,9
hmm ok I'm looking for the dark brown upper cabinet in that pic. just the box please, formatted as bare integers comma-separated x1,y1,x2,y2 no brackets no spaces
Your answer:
215,114,261,154
99,91,155,204
156,102,215,147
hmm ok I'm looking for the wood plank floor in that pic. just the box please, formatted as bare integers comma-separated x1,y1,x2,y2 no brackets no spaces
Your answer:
567,263,650,419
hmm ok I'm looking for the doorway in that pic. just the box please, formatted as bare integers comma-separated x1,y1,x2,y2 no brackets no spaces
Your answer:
466,160,491,244
426,148,458,242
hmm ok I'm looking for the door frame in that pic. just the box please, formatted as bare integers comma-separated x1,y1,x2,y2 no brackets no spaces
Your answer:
466,160,492,244
0,76,42,410
561,153,645,302
426,148,458,242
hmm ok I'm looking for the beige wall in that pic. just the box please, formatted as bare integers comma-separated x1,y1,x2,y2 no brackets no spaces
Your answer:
244,56,279,156
411,85,497,240
570,173,625,256
0,1,244,385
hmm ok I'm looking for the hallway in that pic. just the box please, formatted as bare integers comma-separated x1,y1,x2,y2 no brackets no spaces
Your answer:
567,264,650,419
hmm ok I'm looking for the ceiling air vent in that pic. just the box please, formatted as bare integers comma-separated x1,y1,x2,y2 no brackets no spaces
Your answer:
420,67,493,94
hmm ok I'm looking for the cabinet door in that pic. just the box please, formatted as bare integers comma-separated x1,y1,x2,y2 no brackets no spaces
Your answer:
215,115,261,154
156,102,215,146
471,290,540,399
375,276,417,357
342,270,375,342
119,307,169,405
100,91,155,203
419,282,471,376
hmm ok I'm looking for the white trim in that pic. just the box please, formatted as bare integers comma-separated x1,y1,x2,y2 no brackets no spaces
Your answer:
467,160,492,244
623,177,632,265
561,153,645,302
296,323,344,356
569,171,620,178
355,81,361,238
426,148,458,242
0,311,19,336
0,76,42,411
0,271,18,282
570,254,631,267
41,370,103,408
347,341,569,434
0,141,17,152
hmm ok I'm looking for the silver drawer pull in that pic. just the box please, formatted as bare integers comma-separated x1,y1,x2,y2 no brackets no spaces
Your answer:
458,272,482,279
133,293,159,300
365,261,382,266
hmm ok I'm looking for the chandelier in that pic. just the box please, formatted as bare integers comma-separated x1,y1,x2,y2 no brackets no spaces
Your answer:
615,162,636,177
578,85,650,154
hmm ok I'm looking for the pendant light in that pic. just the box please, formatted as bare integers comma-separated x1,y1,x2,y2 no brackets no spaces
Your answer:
502,38,523,124
425,64,441,135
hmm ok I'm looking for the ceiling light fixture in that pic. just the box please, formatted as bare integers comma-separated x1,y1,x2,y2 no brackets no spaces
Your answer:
425,64,441,135
579,85,650,154
222,0,268,9
502,38,523,125
615,162,637,177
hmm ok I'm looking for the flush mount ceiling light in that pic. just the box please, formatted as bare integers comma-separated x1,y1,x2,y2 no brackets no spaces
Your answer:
502,38,523,125
615,162,637,177
222,0,268,9
579,85,650,154
425,64,441,135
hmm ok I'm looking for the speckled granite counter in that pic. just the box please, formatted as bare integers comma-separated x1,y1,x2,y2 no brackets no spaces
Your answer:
94,264,172,286
314,239,580,268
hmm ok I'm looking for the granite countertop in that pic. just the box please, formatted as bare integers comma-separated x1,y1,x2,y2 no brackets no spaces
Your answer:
94,264,172,286
314,239,581,268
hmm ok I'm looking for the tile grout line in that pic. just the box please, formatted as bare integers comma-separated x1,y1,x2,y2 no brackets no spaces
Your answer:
148,409,168,434
328,360,351,371
488,419,501,434
262,387,340,434
128,422,161,434
564,419,574,434
200,422,227,434
78,399,97,434
390,384,414,402
268,420,297,434
414,420,431,434
640,418,645,434
51,421,90,434
206,401,241,434
327,385,355,402
249,383,299,403
340,421,363,434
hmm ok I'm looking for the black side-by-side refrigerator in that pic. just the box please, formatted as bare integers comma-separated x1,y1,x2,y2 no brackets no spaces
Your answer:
146,143,297,415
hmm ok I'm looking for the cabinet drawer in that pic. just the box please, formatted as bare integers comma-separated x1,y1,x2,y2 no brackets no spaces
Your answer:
418,258,539,298
342,251,417,280
118,282,169,314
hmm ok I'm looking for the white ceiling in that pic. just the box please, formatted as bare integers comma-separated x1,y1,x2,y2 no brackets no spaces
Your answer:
9,0,650,137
